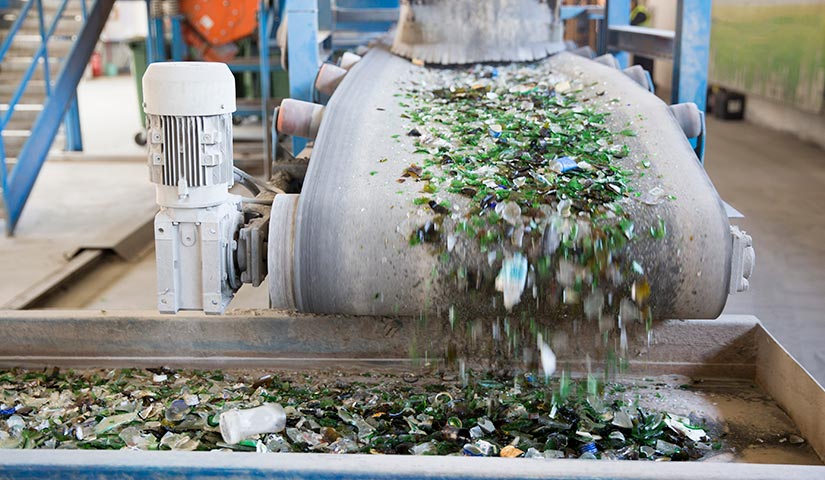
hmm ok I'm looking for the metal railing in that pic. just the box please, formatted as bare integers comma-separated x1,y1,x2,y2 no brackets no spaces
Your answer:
0,0,115,235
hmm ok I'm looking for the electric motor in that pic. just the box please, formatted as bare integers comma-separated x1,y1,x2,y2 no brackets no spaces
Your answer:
143,62,243,314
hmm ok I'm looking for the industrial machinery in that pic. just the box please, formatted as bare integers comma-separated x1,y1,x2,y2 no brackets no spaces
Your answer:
144,62,272,313
391,0,566,64
179,0,260,61
144,44,754,321
5,1,825,478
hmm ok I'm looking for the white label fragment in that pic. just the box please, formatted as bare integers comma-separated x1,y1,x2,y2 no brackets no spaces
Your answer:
495,253,528,310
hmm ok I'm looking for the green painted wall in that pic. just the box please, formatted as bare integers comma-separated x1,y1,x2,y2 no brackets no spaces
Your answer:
709,1,825,113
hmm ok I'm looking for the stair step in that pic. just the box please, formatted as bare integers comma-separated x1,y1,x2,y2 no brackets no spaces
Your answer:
6,35,74,57
2,130,32,158
0,58,62,81
0,104,42,130
1,55,62,69
39,2,84,16
1,129,64,158
3,7,84,22
0,80,48,104
14,16,82,37
2,0,83,15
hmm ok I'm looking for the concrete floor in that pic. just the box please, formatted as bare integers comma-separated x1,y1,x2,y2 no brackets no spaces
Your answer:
4,75,825,385
704,116,825,385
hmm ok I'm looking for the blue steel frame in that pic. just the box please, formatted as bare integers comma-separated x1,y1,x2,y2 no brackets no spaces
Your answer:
604,0,710,163
605,0,631,69
258,0,274,171
170,15,186,61
281,0,397,154
1,0,115,234
145,0,279,170
64,0,89,152
672,0,711,112
286,0,321,155
604,0,712,110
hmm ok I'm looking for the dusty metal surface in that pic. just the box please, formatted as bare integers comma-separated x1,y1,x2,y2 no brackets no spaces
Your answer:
0,312,763,375
391,0,566,64
0,310,823,471
279,47,733,320
755,327,825,467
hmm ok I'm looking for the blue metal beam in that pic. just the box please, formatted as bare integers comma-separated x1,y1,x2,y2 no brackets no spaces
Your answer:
318,0,332,31
672,0,711,112
36,0,53,95
605,0,630,68
170,15,186,61
63,97,83,151
0,1,35,62
286,0,320,155
3,0,116,235
260,0,272,175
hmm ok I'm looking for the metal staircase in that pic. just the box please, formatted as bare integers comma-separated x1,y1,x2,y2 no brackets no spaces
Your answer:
0,0,114,235
0,1,78,162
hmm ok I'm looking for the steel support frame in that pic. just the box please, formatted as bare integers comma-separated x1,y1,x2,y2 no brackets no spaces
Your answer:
605,0,711,110
603,0,710,163
604,0,630,68
560,5,603,21
63,98,83,151
259,0,273,176
3,0,114,234
169,14,186,61
64,0,89,152
672,0,711,112
286,0,321,155
607,24,675,60
145,0,165,65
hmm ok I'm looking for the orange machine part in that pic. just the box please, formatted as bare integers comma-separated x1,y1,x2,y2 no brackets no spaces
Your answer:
180,0,259,46
182,24,240,62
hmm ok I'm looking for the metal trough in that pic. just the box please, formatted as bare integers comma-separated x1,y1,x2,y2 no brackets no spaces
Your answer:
0,310,822,478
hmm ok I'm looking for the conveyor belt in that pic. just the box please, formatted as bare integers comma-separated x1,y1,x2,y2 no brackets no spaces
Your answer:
271,48,732,320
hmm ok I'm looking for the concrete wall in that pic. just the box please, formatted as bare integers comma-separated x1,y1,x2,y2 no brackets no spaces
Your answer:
641,0,825,150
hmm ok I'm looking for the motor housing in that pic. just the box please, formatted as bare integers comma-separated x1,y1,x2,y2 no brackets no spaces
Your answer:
144,62,242,314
